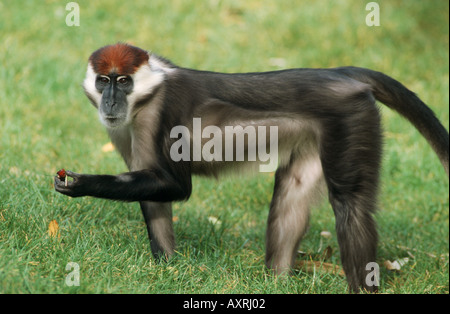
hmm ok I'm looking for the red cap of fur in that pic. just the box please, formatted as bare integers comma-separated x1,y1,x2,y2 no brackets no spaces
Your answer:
89,43,149,75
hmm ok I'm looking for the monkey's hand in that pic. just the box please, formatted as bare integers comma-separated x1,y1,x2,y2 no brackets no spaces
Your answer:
54,170,89,198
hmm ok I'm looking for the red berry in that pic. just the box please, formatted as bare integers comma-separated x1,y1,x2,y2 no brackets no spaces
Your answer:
57,169,66,181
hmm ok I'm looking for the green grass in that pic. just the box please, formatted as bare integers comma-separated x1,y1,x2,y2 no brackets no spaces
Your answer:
0,0,448,294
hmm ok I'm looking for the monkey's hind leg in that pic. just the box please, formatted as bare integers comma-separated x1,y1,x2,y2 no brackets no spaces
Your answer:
139,201,175,261
265,154,325,275
321,102,382,293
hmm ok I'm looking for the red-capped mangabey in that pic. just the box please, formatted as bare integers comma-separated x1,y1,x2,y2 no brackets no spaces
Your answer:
55,43,449,292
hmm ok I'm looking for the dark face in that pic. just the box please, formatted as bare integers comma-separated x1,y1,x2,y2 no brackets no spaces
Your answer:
95,74,134,128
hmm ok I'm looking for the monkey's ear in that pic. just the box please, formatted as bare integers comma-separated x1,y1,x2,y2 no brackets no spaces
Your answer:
149,54,177,73
83,85,99,107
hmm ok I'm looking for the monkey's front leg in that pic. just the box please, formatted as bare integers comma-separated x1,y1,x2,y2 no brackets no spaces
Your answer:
54,169,191,202
140,201,175,260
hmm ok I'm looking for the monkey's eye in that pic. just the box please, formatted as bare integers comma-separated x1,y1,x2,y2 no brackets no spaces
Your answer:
98,76,110,84
117,76,130,85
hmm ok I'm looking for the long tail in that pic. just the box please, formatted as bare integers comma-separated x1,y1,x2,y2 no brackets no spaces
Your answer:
337,66,449,176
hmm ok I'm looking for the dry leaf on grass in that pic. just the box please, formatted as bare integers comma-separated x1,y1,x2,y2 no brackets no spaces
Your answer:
383,258,409,271
102,142,115,152
48,220,60,238
321,246,333,260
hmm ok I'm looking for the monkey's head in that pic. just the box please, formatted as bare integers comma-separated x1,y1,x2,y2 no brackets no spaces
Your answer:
83,43,168,129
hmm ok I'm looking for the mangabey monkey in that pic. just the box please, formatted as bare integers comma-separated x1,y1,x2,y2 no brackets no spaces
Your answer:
54,43,449,292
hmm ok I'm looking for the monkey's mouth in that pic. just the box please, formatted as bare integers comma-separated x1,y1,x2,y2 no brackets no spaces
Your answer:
105,117,118,123
101,115,126,128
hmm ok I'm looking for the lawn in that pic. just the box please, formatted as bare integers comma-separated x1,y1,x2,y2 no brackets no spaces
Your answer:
0,0,448,294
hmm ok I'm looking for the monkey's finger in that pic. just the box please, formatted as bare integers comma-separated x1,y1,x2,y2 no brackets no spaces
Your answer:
54,177,64,189
54,179,77,197
65,170,81,179
54,176,73,189
54,176,62,185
